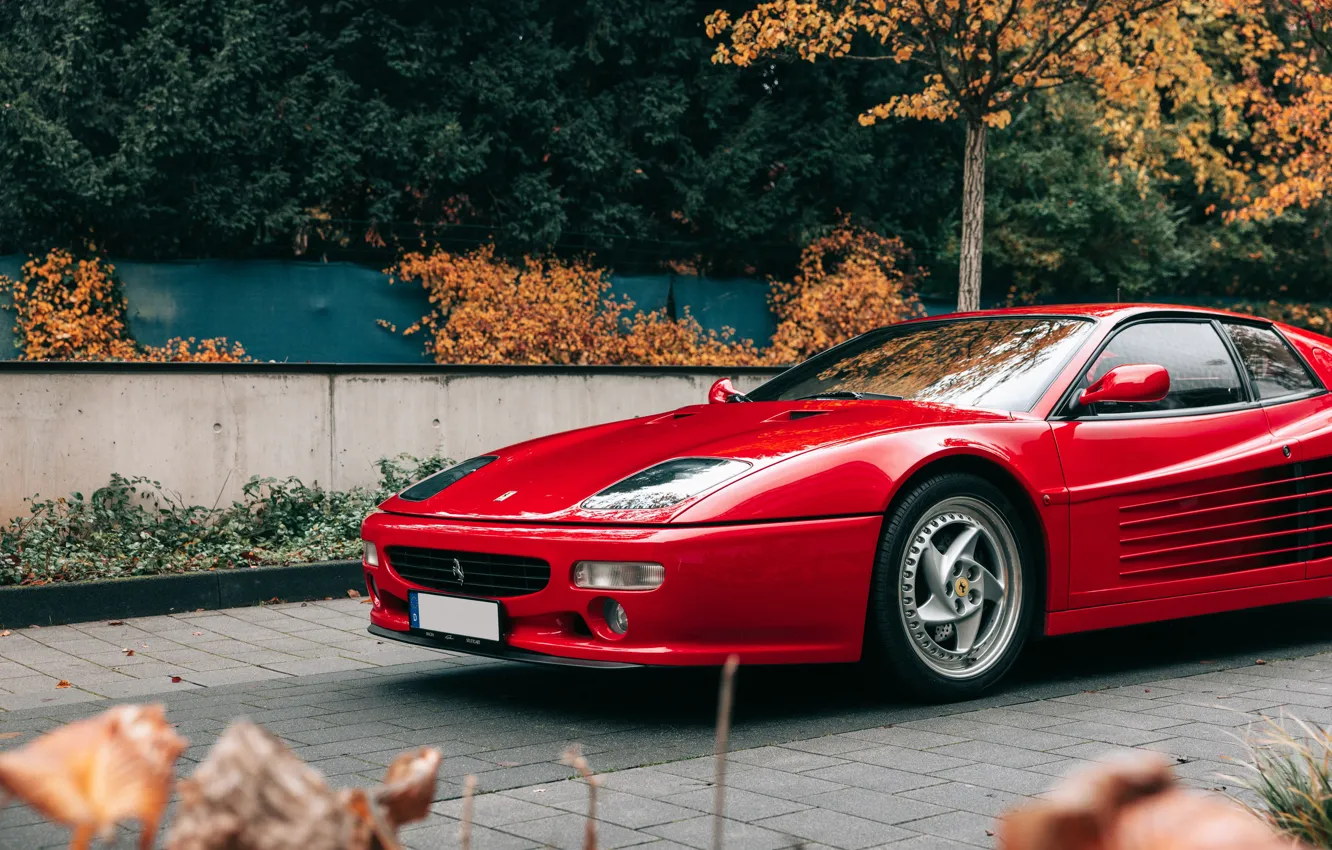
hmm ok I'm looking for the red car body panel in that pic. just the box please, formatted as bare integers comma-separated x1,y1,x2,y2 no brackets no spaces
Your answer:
363,304,1332,667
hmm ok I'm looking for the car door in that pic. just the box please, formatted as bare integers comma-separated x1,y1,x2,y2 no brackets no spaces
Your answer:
1220,320,1332,579
1050,317,1299,608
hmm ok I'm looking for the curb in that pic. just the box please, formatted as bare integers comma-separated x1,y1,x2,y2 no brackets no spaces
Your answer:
0,561,364,628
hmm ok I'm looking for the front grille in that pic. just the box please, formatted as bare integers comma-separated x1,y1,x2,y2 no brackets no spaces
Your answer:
385,546,551,597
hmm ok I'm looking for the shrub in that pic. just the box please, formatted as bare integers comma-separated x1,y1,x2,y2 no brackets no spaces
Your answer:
0,454,449,586
1230,301,1332,336
388,245,761,366
390,222,924,366
0,249,248,362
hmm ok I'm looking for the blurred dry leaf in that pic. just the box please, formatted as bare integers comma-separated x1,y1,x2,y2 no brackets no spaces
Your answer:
170,676,182,683
0,703,186,849
347,589,361,599
166,720,439,850
360,599,373,605
123,648,135,657
997,752,1304,850
0,629,10,637
55,680,71,689
108,621,125,626
192,632,204,636
378,748,442,829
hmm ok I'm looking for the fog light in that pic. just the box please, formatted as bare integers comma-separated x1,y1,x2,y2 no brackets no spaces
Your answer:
363,541,379,567
604,599,629,635
573,561,664,590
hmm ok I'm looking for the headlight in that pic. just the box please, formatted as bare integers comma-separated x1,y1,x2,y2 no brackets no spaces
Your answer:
581,458,752,510
573,561,665,590
397,456,497,501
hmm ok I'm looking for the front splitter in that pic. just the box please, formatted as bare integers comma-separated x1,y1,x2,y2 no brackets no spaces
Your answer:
368,624,639,669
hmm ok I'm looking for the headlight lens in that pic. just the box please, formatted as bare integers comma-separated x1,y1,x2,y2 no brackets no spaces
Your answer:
573,561,665,590
397,456,497,501
581,458,751,510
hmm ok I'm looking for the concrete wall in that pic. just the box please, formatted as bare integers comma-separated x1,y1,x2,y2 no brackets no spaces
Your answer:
0,367,779,518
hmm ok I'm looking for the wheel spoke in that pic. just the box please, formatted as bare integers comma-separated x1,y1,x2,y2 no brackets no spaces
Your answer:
941,526,980,581
954,609,983,654
978,566,1005,602
917,596,957,625
920,542,950,600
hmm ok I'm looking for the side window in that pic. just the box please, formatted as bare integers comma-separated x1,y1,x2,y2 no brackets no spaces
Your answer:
1080,321,1244,415
1222,322,1319,400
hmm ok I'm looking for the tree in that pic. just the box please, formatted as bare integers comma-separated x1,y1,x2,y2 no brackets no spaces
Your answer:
704,0,1332,311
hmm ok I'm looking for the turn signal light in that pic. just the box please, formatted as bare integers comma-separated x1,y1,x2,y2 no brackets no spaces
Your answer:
572,561,664,590
363,541,379,567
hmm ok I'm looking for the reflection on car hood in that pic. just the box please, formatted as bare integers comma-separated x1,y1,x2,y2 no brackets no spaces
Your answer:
377,400,1011,523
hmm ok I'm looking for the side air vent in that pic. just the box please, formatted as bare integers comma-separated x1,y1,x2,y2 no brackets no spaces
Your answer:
764,410,831,422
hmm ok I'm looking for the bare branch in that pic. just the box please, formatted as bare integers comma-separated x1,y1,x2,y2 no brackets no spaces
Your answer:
712,655,741,850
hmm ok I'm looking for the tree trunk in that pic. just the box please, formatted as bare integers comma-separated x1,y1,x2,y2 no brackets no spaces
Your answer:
957,117,987,312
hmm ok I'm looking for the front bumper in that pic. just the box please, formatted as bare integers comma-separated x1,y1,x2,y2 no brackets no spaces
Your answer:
361,511,882,666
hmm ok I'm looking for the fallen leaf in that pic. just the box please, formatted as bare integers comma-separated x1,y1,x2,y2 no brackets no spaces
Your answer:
0,704,187,848
107,620,125,626
122,649,135,657
0,732,22,740
55,680,71,689
496,761,520,767
0,630,10,637
360,599,373,605
985,829,995,837
347,589,361,599
378,747,442,828
194,608,204,613
1255,658,1267,665
191,632,204,636
28,624,40,629
170,676,182,684
267,597,282,605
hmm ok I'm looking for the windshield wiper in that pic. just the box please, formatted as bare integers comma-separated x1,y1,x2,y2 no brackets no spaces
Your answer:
793,391,904,401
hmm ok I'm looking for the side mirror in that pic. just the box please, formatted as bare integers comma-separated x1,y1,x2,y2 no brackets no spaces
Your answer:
709,377,743,404
1078,363,1170,408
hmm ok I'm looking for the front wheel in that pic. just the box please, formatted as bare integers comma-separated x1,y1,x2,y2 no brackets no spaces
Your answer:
865,473,1037,702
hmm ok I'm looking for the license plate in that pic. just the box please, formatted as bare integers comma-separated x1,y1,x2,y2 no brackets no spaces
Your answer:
409,592,501,643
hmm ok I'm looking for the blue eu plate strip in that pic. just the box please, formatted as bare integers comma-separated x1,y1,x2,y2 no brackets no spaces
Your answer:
409,592,420,629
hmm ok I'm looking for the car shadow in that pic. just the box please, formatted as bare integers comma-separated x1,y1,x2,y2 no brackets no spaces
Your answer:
386,597,1332,738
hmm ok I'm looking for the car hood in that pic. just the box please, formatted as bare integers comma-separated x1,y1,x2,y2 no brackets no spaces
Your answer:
378,400,1011,523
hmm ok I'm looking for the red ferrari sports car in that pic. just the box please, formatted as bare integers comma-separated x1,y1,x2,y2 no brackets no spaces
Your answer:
361,304,1332,700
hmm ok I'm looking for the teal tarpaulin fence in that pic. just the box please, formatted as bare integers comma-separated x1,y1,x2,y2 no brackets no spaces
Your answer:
0,255,970,363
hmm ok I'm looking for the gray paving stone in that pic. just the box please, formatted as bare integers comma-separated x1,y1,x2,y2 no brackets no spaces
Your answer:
179,666,291,687
896,811,994,848
550,788,700,829
805,763,944,795
756,807,913,849
435,793,560,826
876,835,979,850
598,768,713,798
729,746,849,773
727,765,851,801
1038,720,1174,748
850,744,972,774
897,782,1029,818
665,787,812,822
404,819,540,850
932,764,1055,797
840,728,968,750
800,788,949,826
1063,707,1187,731
646,815,800,850
499,812,659,850
925,741,1062,770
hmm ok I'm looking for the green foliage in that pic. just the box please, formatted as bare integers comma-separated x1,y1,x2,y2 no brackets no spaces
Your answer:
0,454,450,586
0,0,957,277
1233,718,1332,849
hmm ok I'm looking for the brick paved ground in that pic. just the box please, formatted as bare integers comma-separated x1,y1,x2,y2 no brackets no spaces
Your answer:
3,597,1332,850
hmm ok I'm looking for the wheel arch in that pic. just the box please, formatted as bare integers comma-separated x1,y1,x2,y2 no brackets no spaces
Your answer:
881,451,1049,628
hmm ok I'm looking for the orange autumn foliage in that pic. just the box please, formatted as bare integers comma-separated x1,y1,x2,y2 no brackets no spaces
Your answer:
766,222,925,363
0,703,187,850
390,224,923,367
0,250,248,363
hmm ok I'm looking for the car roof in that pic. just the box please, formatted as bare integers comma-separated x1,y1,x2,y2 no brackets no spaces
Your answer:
901,303,1263,323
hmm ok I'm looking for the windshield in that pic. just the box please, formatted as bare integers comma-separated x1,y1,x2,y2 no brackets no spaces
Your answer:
748,317,1094,411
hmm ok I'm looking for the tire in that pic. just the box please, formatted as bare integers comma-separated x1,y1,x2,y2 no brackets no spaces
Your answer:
864,472,1038,702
